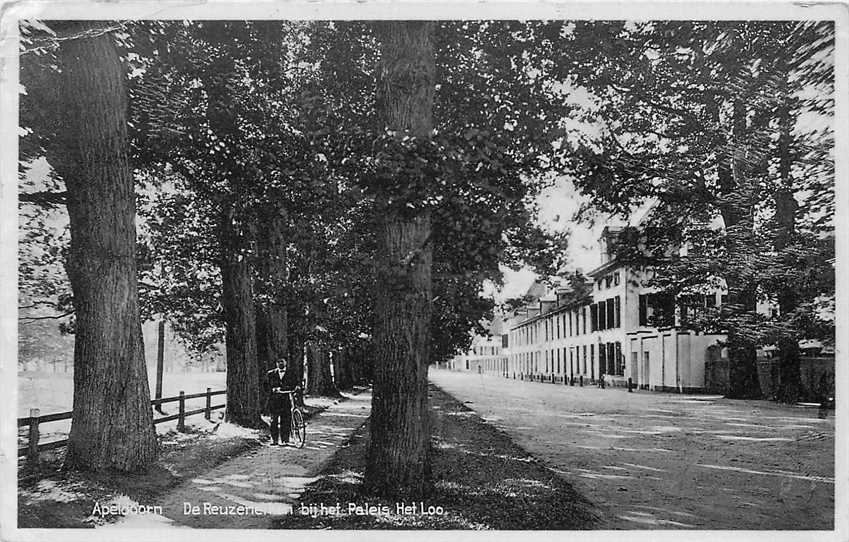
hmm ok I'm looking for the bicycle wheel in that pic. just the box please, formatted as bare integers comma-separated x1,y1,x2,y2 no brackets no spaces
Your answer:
290,409,306,448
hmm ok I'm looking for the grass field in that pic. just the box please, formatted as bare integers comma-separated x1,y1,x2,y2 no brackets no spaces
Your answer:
17,370,228,448
18,370,227,417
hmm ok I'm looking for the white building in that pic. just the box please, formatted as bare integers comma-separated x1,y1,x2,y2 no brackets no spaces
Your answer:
447,331,506,374
460,207,729,393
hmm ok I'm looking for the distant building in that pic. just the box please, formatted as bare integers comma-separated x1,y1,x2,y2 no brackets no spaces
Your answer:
447,334,506,374
450,204,729,393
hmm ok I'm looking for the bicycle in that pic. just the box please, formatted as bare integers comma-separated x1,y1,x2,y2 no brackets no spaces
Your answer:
272,387,306,448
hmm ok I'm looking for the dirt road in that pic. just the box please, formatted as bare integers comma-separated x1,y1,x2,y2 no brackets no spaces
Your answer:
430,369,834,530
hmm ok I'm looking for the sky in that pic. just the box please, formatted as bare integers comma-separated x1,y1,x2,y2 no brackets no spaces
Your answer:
483,176,610,304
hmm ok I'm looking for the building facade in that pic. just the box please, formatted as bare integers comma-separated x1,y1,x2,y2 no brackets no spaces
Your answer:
450,224,728,393
447,335,506,374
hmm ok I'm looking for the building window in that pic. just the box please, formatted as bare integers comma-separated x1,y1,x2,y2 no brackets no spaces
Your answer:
598,301,606,331
569,312,573,336
615,342,623,376
638,293,675,327
583,307,588,334
606,298,615,329
589,344,594,377
590,304,598,332
614,296,621,328
599,343,607,375
582,345,587,373
605,275,612,288
614,272,620,286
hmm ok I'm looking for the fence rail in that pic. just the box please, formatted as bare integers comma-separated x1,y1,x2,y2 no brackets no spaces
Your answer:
18,388,226,464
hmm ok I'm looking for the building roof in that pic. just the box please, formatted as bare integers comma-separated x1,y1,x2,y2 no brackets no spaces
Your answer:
586,258,623,279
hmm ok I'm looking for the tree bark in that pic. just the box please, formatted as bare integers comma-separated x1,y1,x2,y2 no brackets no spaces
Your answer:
306,342,339,396
334,348,352,389
219,203,263,427
52,22,158,471
255,208,289,372
196,22,264,427
364,19,436,500
719,96,762,399
288,320,306,386
774,68,802,403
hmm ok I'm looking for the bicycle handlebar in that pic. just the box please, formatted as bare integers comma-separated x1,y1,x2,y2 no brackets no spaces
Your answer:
271,387,301,394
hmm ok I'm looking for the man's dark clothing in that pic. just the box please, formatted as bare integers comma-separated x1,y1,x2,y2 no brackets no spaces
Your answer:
266,368,298,444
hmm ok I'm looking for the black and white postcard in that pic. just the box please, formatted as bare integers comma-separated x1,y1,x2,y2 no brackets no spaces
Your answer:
1,2,846,540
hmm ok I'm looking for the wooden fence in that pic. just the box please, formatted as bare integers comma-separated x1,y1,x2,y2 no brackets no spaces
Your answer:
18,388,226,465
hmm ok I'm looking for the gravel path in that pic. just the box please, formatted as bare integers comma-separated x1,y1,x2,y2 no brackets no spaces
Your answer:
430,369,834,530
102,389,371,529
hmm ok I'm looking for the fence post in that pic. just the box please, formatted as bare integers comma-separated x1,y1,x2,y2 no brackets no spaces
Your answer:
205,388,212,421
155,320,165,413
27,408,40,467
177,391,186,432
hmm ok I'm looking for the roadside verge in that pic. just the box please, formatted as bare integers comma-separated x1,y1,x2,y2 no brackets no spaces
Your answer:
273,383,598,529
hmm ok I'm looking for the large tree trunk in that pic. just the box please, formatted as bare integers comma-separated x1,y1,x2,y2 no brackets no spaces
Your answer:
53,22,158,472
287,306,306,384
255,208,289,372
774,69,802,403
723,97,762,399
306,342,339,396
364,20,436,500
350,345,367,385
197,22,264,427
219,204,263,428
334,348,352,390
711,88,761,400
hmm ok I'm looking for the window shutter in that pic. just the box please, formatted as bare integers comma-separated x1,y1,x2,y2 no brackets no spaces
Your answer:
615,296,621,328
590,304,598,332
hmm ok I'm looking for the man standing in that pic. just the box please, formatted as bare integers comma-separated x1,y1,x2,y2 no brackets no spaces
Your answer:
266,357,298,446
